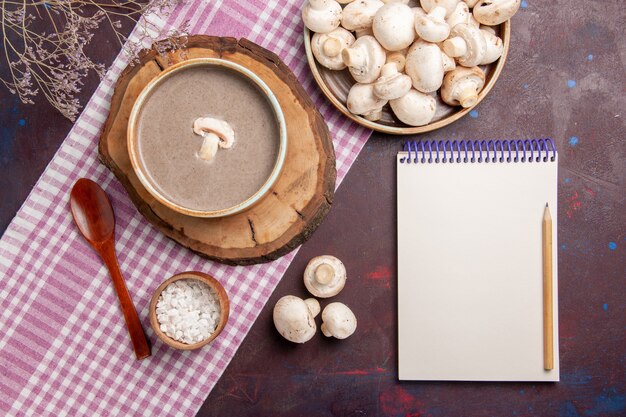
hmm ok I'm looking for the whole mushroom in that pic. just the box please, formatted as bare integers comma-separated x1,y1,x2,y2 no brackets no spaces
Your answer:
304,255,347,298
442,23,486,67
446,1,479,28
473,0,520,26
311,28,356,70
373,63,412,100
420,0,460,17
479,28,504,65
302,0,343,34
405,39,445,93
342,35,386,83
372,2,416,51
321,303,357,339
346,82,388,120
273,295,320,343
390,89,437,126
440,66,485,108
415,6,450,43
341,0,384,31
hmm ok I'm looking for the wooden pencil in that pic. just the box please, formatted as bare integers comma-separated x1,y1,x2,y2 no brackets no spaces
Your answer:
543,203,554,370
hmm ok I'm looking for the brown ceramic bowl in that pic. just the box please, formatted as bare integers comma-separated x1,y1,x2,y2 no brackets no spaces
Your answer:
303,21,511,135
149,271,230,350
128,58,288,218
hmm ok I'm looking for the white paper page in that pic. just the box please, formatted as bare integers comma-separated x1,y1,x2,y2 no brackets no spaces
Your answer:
397,151,559,381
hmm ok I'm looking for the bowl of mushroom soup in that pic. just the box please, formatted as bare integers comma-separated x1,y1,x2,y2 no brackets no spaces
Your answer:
128,58,288,217
302,0,516,134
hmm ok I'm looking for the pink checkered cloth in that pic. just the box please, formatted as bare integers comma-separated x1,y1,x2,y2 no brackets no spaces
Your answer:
0,1,371,416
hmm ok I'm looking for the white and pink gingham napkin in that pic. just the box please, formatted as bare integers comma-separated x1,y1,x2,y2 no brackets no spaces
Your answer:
0,1,371,415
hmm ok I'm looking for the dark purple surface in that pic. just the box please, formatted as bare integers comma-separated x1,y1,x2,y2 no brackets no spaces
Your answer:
1,1,625,416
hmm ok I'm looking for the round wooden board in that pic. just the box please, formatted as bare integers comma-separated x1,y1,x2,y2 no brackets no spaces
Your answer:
98,36,336,265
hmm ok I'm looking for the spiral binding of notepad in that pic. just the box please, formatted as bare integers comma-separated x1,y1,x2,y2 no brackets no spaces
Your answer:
400,139,557,164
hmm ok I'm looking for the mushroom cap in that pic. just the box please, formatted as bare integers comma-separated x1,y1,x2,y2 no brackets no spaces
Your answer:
273,295,317,343
312,28,356,70
473,0,520,26
443,23,486,67
440,49,456,72
302,0,343,34
304,298,321,317
405,39,445,93
415,6,451,43
372,3,416,51
304,255,347,298
420,0,460,17
193,117,235,148
479,28,503,65
446,1,472,29
341,0,384,31
342,35,386,83
373,63,412,100
385,49,408,72
440,65,485,107
346,83,388,117
321,302,357,339
390,89,437,126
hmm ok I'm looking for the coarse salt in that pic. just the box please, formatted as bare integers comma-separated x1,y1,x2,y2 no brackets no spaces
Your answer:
156,279,221,344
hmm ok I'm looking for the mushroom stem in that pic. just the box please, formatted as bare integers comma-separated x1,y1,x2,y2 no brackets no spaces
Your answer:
323,37,343,57
315,263,335,285
386,51,406,72
457,86,479,108
443,36,467,57
198,133,220,161
342,47,367,67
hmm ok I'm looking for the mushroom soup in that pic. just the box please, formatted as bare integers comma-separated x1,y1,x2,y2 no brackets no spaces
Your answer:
136,65,281,212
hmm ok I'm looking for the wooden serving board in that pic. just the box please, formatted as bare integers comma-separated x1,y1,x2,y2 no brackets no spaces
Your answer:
99,36,336,265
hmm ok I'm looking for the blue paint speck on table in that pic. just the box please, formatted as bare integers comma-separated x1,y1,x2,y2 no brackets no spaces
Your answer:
603,303,609,311
469,110,479,118
564,178,572,183
567,79,577,88
587,54,594,61
521,0,528,9
569,136,579,146
523,83,529,89
561,244,567,250
608,241,617,250
18,119,26,126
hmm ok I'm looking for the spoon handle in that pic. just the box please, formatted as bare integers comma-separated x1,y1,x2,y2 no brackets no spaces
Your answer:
99,241,151,360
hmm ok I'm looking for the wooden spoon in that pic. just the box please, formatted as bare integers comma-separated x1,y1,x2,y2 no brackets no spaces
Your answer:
70,178,151,360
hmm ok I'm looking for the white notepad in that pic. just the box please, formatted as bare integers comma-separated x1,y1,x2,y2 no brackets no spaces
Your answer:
397,139,559,381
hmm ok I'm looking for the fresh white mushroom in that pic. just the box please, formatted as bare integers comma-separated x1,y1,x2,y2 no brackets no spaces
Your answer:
420,0,460,17
415,6,450,43
302,0,343,34
473,0,520,26
303,255,347,298
479,28,503,64
342,35,386,83
192,117,235,162
341,0,384,31
405,39,445,93
372,2,416,51
390,89,437,126
311,28,356,70
447,1,479,28
385,48,408,72
273,295,319,343
373,63,412,100
304,298,321,317
440,66,485,107
321,303,357,339
442,23,486,67
346,82,388,121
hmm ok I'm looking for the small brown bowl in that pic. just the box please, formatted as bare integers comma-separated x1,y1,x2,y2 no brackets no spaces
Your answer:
149,271,230,350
